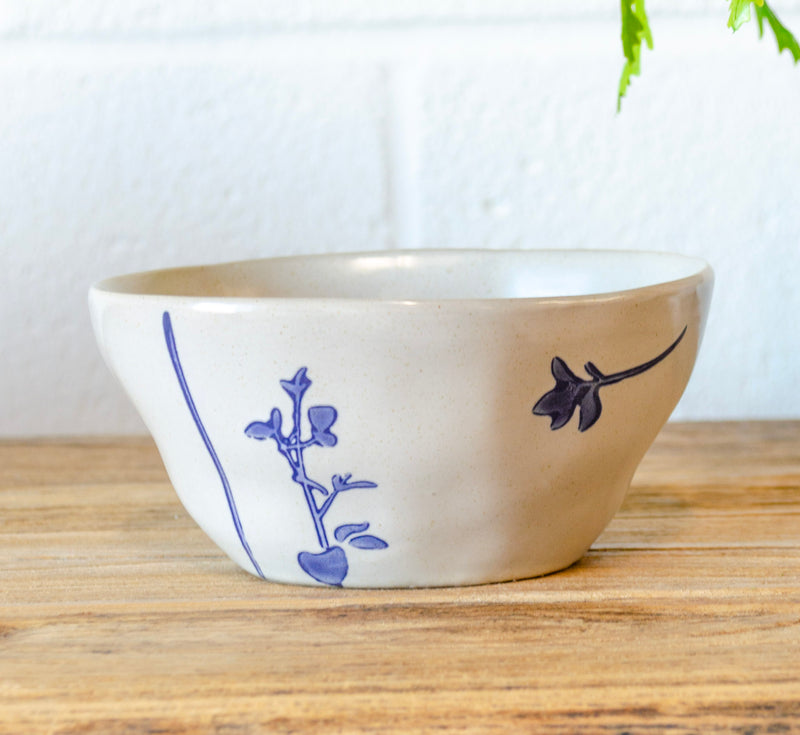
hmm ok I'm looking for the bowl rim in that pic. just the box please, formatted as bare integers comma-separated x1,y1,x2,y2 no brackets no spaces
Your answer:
89,248,713,309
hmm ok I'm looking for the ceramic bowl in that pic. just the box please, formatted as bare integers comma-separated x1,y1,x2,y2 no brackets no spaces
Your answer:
89,249,713,588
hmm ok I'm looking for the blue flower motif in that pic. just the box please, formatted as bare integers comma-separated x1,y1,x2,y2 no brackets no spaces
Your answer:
533,327,687,433
533,358,603,432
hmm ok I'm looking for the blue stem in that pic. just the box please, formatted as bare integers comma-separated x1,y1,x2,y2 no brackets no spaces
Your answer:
319,489,340,519
288,395,329,550
162,311,265,579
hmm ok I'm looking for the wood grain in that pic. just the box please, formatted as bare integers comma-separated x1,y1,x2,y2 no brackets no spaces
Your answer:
1,422,799,734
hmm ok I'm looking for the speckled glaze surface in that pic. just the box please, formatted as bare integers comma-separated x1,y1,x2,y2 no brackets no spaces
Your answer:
89,250,713,587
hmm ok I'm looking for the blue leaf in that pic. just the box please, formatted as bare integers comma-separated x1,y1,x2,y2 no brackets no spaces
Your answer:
297,546,348,586
244,408,282,441
280,367,312,401
332,474,378,492
348,534,388,550
308,405,337,447
334,522,369,542
245,421,275,440
308,405,336,431
346,480,377,490
314,431,337,448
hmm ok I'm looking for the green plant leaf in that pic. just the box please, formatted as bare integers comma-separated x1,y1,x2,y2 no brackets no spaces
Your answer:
729,0,755,31
755,1,800,62
618,0,654,111
617,0,797,111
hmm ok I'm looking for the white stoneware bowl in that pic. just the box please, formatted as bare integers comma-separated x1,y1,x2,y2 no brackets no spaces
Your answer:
89,249,713,588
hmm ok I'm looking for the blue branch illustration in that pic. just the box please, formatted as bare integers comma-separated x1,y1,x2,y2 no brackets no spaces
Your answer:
245,368,386,586
533,326,687,432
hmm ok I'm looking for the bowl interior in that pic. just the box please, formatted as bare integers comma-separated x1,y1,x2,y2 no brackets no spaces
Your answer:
93,250,709,302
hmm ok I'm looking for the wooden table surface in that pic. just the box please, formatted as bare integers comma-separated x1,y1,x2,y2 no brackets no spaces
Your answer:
2,422,799,734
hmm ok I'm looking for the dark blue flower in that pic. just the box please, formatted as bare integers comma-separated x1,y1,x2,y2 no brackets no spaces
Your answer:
533,327,687,433
533,358,603,432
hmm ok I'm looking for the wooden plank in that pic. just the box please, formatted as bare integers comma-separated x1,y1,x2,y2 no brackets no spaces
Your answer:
1,422,799,734
3,586,799,731
0,436,164,487
1,547,797,607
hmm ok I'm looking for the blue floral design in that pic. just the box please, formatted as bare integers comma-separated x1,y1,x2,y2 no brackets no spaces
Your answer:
246,368,387,586
533,327,687,432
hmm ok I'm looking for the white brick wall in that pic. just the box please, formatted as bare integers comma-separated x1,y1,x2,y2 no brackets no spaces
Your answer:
2,1,799,435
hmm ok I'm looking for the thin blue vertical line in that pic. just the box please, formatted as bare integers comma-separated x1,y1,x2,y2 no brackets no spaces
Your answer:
162,311,265,579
